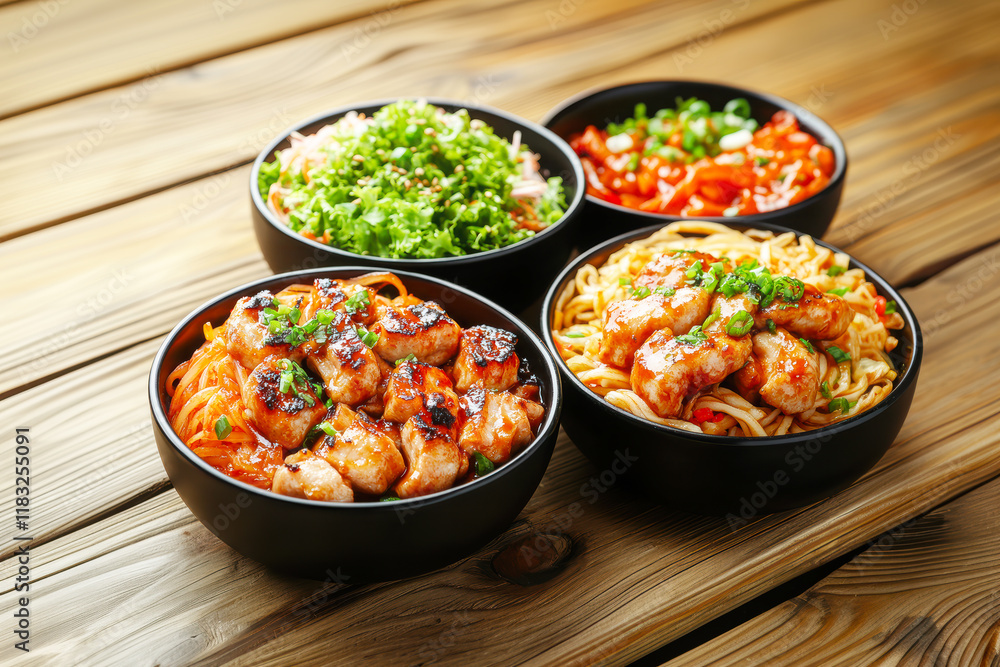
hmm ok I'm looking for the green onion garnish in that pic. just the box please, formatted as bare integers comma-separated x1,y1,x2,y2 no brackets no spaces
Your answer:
766,319,777,333
675,325,708,346
472,452,495,477
320,422,338,438
395,353,418,365
826,265,847,277
653,286,676,297
827,397,850,414
884,300,897,315
619,277,631,286
725,310,753,337
379,495,401,502
702,306,722,330
344,289,370,316
565,333,586,338
356,326,379,348
630,285,651,299
827,287,850,297
214,415,232,440
799,338,815,353
820,381,831,399
827,345,851,364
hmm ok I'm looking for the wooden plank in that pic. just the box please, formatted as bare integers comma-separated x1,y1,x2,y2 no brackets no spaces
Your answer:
663,476,1000,666
0,0,808,237
3,237,999,665
0,0,424,118
0,165,269,396
4,0,999,397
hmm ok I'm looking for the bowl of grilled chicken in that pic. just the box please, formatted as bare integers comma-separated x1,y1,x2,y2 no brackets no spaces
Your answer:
542,220,921,516
149,267,561,582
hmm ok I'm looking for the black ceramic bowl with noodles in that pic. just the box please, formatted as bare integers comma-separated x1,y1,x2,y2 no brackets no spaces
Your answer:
250,98,585,314
542,80,847,249
540,221,921,516
149,267,562,582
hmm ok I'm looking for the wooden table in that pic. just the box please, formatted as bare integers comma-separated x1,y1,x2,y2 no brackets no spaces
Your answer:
2,0,999,664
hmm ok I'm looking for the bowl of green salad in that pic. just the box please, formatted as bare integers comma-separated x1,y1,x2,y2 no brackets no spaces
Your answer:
251,98,585,313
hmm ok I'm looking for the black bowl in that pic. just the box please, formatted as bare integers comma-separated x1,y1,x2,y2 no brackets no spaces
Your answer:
541,222,921,517
149,268,562,582
250,98,585,314
542,80,847,249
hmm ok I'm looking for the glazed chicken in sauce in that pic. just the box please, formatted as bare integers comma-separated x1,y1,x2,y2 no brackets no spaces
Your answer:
166,272,545,501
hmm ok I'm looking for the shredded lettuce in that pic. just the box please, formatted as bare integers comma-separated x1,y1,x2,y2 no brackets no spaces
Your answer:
258,100,566,259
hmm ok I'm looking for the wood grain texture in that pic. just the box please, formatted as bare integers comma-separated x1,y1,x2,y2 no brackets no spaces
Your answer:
663,476,1000,667
3,0,999,399
0,0,424,118
0,0,806,237
3,238,999,666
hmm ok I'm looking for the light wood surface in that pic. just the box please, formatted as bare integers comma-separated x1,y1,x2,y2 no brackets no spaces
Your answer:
2,0,999,664
664,474,1000,666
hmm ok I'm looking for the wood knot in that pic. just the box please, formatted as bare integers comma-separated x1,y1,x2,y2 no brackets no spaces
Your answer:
491,532,574,586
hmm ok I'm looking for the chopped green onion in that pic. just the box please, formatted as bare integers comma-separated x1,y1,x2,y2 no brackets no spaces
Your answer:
827,397,850,414
344,289,370,315
565,333,586,338
827,345,851,364
652,286,676,297
827,287,850,297
820,381,831,399
726,310,754,336
884,300,897,315
630,285,651,299
356,326,379,348
675,325,708,346
766,319,777,333
395,352,418,365
379,495,401,502
702,306,722,330
754,156,770,167
472,452,495,477
619,277,632,286
826,265,847,277
214,415,232,440
320,422,338,438
798,338,815,353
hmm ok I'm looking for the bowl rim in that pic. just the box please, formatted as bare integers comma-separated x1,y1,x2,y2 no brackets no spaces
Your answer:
249,97,586,267
540,220,923,448
539,78,848,224
149,266,563,509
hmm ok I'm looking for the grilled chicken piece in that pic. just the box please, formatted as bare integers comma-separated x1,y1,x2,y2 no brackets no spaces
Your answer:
598,287,711,368
752,328,820,414
458,387,543,464
704,293,759,334
631,329,752,418
732,354,765,403
394,414,467,498
310,279,377,325
318,410,405,496
633,251,728,291
306,311,380,406
755,285,854,340
452,325,519,392
271,449,353,502
372,301,461,365
224,290,305,369
241,356,326,448
383,360,459,430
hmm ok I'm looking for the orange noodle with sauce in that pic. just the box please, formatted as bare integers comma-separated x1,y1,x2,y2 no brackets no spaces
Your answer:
551,222,903,437
167,272,545,501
